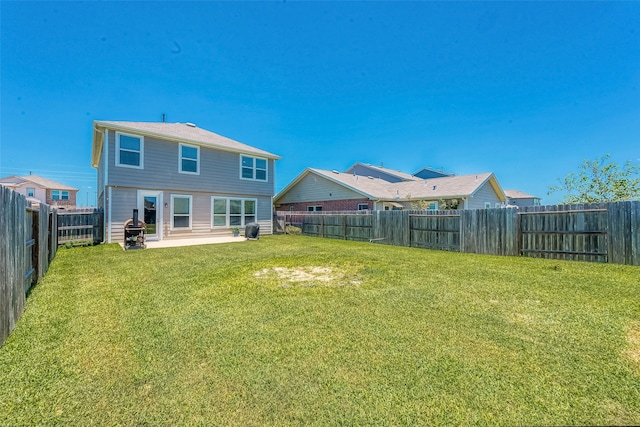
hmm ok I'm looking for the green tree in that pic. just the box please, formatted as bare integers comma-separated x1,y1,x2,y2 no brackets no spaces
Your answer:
439,198,460,210
548,154,640,203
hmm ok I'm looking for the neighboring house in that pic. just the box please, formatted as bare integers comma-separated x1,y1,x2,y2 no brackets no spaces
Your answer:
504,189,541,208
412,166,454,180
345,162,421,183
274,168,507,211
91,121,280,245
0,174,78,208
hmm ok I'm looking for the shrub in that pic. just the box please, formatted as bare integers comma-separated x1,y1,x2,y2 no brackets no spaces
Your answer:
285,225,302,235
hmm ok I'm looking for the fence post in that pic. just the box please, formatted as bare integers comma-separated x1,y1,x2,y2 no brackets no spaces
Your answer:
343,215,347,240
504,208,519,256
30,208,39,289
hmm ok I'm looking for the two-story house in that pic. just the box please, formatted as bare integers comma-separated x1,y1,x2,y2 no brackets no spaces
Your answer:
91,121,280,245
0,174,78,208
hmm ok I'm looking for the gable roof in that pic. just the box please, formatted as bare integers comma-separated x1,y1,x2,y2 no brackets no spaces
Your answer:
345,162,419,182
92,121,280,167
0,174,77,191
393,173,505,201
275,168,506,203
504,189,539,199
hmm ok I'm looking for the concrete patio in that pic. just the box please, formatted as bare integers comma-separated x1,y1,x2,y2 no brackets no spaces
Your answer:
142,236,247,249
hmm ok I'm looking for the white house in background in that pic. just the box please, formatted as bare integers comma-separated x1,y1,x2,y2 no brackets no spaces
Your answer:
274,168,507,211
0,174,78,208
504,189,541,208
91,121,280,245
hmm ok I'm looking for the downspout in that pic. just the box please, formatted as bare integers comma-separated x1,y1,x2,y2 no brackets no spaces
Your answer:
104,128,111,243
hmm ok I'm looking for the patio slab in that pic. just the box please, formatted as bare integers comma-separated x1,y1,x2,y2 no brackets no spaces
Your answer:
143,236,247,249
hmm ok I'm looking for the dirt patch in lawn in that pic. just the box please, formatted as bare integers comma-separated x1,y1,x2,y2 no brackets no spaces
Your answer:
625,321,640,371
254,266,361,288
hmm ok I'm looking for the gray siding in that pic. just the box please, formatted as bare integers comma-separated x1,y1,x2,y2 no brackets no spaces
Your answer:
106,130,275,196
467,181,502,209
107,187,272,244
277,174,363,204
108,187,137,244
101,126,276,244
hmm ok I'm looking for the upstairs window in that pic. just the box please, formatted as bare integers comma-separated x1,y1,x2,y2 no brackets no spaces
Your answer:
27,188,35,197
179,143,199,174
116,132,143,168
51,190,68,200
240,155,267,181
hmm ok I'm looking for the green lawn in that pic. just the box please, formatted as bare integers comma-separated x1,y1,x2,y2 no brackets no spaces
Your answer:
1,235,639,426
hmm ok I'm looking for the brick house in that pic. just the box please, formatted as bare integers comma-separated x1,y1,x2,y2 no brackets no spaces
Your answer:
0,174,78,208
274,167,507,211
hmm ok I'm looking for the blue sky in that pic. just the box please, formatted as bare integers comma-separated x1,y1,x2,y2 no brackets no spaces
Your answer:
1,1,639,206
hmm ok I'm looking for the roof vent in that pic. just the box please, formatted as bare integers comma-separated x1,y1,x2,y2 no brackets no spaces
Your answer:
185,122,197,127
332,170,340,174
368,176,374,179
433,185,437,191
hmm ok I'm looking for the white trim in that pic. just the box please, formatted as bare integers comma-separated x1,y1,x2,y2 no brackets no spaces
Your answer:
108,186,113,243
137,190,163,241
104,129,109,188
115,131,144,169
239,155,268,182
178,143,200,175
170,194,192,230
101,189,106,242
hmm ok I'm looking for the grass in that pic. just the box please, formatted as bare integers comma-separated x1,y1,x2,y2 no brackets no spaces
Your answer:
1,235,639,426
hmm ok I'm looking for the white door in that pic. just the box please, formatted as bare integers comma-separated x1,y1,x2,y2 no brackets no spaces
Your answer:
137,190,163,241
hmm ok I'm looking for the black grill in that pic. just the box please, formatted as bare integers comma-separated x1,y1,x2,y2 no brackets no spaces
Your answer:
124,209,146,249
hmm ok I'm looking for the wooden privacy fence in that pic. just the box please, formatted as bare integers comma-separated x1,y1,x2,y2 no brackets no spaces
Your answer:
274,201,640,266
57,208,103,245
1,186,58,348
